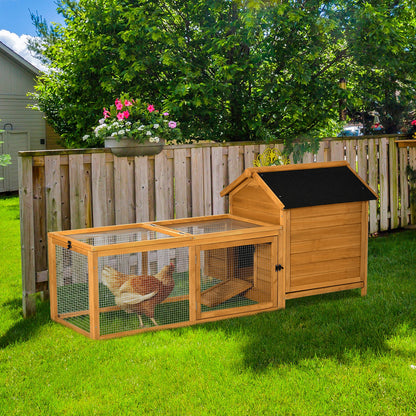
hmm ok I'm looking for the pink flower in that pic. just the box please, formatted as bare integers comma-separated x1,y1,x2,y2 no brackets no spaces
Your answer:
411,120,416,126
116,112,125,120
123,110,130,119
147,104,155,113
115,98,123,111
103,108,111,119
125,100,133,107
168,121,177,129
163,112,169,116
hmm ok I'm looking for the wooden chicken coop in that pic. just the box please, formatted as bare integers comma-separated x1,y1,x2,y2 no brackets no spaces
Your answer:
48,215,283,339
49,160,377,339
221,161,378,304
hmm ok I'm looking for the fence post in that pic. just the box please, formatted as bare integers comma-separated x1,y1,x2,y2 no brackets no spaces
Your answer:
18,154,37,317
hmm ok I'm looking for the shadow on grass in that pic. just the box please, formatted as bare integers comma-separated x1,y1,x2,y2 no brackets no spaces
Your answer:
0,298,51,349
198,230,416,371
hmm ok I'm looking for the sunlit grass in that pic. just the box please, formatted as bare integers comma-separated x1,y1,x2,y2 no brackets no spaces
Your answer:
0,195,415,415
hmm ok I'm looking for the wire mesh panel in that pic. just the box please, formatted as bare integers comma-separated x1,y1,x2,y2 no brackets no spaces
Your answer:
55,245,90,333
199,242,273,314
169,218,259,235
98,247,190,336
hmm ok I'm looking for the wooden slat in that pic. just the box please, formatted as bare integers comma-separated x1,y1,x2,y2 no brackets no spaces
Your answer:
379,138,389,231
368,138,378,233
357,138,368,182
286,282,363,299
291,222,362,242
244,144,256,169
33,165,47,288
291,256,362,278
202,147,212,215
228,145,243,184
399,148,409,227
191,147,204,217
212,147,226,215
389,138,399,229
290,211,361,231
45,155,62,232
69,154,86,229
174,148,189,219
346,139,356,169
135,156,150,222
155,151,173,221
291,245,361,266
330,140,345,161
290,201,362,219
114,157,135,225
19,156,37,317
91,153,108,227
410,147,416,224
291,234,360,254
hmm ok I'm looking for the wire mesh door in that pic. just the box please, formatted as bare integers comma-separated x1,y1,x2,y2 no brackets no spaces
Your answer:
197,240,275,319
98,247,190,336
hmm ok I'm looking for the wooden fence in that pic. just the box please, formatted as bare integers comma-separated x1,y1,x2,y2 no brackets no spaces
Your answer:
18,135,416,317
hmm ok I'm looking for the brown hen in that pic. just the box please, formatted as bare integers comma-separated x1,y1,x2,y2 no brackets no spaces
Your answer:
101,263,175,327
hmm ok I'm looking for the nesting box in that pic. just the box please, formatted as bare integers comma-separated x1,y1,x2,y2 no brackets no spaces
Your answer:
48,215,282,339
221,161,378,305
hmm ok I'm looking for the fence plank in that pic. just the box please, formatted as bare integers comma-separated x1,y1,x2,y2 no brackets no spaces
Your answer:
316,140,326,162
368,139,378,233
212,147,227,215
409,147,416,224
45,155,62,232
202,147,212,215
228,146,243,184
191,147,204,217
244,145,256,169
69,154,86,229
389,138,399,229
174,148,189,219
346,140,356,170
91,153,108,227
379,138,389,231
19,156,36,317
357,139,368,182
330,140,345,161
114,157,135,225
33,165,47,287
399,147,409,227
135,156,150,222
155,151,172,221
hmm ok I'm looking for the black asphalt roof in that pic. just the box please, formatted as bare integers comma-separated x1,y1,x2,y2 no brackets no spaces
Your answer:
258,165,377,209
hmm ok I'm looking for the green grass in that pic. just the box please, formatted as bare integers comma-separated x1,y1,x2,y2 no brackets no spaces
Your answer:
1,194,416,415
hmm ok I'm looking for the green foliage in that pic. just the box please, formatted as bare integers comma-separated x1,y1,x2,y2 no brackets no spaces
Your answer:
29,0,416,151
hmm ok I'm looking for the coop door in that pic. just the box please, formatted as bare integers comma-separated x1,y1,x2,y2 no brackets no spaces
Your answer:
197,240,276,318
97,247,190,336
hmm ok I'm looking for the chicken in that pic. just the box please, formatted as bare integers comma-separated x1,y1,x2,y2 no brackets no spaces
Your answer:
101,263,175,327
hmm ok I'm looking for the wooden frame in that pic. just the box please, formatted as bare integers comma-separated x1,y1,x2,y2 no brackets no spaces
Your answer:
48,214,283,339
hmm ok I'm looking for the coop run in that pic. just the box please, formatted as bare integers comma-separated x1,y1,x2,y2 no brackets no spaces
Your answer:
49,215,283,339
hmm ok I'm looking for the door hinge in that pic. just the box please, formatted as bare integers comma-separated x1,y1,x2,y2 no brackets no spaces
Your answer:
275,264,284,272
67,240,72,250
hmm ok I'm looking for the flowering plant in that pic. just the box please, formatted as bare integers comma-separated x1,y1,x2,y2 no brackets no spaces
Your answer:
84,94,181,144
407,119,416,140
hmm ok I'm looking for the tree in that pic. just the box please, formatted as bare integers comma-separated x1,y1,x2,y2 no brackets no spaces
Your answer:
30,0,416,156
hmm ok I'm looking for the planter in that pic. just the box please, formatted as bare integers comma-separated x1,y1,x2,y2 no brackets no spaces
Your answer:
105,137,165,157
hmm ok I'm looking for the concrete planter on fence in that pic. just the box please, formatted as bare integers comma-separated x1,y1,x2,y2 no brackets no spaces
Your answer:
105,137,165,157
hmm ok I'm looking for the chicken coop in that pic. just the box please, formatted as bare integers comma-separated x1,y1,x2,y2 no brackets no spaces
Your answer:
49,160,377,339
221,161,378,302
48,215,283,339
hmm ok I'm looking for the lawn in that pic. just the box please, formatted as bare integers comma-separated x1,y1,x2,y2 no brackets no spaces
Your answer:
0,194,415,415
